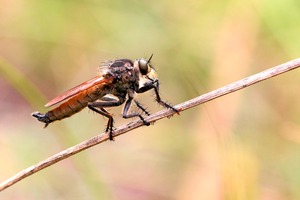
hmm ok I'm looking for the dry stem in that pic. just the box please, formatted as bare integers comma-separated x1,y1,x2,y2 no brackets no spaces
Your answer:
1,58,300,191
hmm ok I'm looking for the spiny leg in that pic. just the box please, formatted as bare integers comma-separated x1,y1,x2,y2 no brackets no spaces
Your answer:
153,85,179,114
123,97,150,126
100,108,114,135
88,105,115,141
88,97,125,140
137,79,179,114
134,100,151,116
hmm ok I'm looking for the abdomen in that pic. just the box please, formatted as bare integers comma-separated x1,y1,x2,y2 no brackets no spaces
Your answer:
33,85,109,126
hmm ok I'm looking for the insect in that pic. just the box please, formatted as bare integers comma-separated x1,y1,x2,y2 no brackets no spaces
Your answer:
32,55,178,140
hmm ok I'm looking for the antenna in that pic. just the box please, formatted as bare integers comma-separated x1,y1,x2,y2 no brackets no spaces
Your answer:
147,53,154,64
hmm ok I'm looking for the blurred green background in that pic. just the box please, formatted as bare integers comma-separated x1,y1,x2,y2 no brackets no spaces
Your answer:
1,0,300,199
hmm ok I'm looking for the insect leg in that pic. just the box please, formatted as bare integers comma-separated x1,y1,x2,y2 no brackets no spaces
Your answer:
134,100,151,116
88,98,125,141
100,96,118,102
87,106,114,140
137,80,179,114
122,97,150,126
153,84,179,113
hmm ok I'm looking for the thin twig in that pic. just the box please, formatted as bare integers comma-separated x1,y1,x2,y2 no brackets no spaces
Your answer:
1,58,300,191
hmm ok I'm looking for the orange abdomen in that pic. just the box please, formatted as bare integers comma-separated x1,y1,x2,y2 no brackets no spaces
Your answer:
45,84,109,122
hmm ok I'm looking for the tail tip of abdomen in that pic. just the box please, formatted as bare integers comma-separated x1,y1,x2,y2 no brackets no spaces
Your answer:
32,111,50,128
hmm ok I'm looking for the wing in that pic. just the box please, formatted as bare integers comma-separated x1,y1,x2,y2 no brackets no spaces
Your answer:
45,75,111,107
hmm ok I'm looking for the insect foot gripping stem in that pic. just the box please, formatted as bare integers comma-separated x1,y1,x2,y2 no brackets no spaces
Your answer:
32,112,50,128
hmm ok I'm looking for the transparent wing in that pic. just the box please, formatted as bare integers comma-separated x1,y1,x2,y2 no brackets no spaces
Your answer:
45,75,109,107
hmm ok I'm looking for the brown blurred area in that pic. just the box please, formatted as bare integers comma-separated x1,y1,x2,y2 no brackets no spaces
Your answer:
1,0,300,199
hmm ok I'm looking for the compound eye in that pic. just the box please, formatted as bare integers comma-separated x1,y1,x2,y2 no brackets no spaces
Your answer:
138,59,149,75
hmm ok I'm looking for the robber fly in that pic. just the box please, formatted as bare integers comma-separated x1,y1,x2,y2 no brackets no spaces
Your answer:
32,55,178,140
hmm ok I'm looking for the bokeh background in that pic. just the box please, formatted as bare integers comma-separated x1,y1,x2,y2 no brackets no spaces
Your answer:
1,0,300,199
